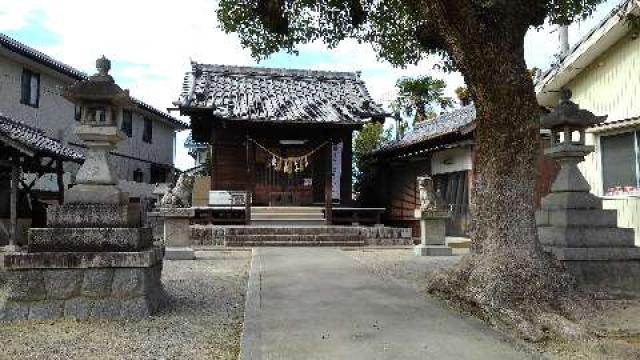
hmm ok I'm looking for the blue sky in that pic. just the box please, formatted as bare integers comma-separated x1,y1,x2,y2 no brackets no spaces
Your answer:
0,0,623,169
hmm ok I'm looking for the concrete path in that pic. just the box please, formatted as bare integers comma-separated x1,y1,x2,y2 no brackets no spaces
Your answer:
241,248,534,360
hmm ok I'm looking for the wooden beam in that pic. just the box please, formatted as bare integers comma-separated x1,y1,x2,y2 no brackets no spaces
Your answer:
245,136,254,225
8,164,20,250
325,140,333,225
57,159,65,204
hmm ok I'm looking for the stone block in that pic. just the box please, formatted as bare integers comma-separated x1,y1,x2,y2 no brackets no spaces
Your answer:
546,247,640,261
538,226,635,248
562,260,640,293
5,271,46,301
120,296,151,318
90,298,121,319
541,192,602,210
164,218,192,248
64,297,93,320
82,269,114,298
47,204,129,228
28,227,152,252
536,209,618,227
3,247,164,270
65,184,127,205
420,218,447,246
0,300,29,321
414,245,453,256
112,268,146,298
44,270,82,300
165,247,196,260
29,300,63,320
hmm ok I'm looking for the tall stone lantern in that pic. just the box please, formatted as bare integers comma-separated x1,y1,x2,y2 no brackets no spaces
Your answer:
0,57,165,321
537,89,640,293
541,88,606,204
63,55,130,204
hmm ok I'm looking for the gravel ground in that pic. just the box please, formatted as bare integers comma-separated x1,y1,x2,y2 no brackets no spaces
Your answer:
343,248,464,292
0,250,251,360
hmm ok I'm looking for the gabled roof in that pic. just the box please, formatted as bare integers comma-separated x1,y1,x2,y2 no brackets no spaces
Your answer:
0,113,84,162
368,105,476,157
177,63,387,125
536,0,639,107
0,33,188,130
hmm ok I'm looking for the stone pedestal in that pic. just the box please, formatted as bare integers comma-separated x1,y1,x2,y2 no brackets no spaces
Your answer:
414,209,453,257
160,208,195,260
0,204,166,321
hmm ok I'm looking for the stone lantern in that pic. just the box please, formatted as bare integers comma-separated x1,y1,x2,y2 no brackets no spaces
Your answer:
63,55,131,204
541,88,606,200
0,57,165,321
537,89,640,293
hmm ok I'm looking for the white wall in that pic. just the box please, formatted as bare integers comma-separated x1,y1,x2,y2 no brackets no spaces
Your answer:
430,147,473,175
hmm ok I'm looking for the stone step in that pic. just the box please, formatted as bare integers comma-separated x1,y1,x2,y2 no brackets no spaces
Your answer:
223,226,362,236
226,234,363,243
251,207,324,215
538,226,635,248
251,213,325,220
225,240,365,247
536,209,619,227
226,234,365,247
251,219,327,226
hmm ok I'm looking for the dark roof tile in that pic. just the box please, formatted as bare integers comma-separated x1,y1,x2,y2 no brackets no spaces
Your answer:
178,63,386,124
372,105,476,155
0,113,84,162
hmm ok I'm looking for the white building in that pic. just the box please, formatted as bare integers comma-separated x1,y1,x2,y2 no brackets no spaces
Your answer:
0,33,188,197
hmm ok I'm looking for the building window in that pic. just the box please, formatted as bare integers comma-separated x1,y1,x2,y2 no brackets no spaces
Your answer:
121,110,133,137
20,69,40,107
150,164,167,184
133,168,144,183
142,117,152,143
601,131,640,196
74,104,82,121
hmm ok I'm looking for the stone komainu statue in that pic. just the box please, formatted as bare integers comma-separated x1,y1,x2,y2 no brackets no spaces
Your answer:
160,174,194,208
417,175,443,211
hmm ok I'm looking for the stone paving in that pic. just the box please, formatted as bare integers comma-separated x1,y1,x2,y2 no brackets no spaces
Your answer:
241,248,535,360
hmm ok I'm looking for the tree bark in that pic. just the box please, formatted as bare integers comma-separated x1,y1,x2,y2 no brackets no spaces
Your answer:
411,0,576,339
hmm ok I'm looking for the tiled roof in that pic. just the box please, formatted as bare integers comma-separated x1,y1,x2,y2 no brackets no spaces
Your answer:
0,33,188,130
371,105,476,155
178,63,387,124
0,113,84,162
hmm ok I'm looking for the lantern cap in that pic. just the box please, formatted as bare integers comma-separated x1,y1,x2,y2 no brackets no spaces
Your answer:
540,88,606,130
63,55,132,106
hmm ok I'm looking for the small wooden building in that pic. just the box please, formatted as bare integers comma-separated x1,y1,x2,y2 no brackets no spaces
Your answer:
364,105,559,237
176,64,386,212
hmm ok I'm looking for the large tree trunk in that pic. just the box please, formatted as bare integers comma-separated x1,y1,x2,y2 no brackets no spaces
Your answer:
413,0,577,340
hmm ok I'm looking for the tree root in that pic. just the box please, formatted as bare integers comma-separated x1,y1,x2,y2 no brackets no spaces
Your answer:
426,249,593,343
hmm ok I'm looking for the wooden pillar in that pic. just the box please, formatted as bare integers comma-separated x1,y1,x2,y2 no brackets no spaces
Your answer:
245,136,255,225
325,140,333,225
56,159,65,204
8,164,19,250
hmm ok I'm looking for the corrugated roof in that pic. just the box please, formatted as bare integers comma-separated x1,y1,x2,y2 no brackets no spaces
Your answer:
178,63,387,124
0,113,84,162
371,105,476,156
0,33,188,130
